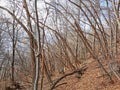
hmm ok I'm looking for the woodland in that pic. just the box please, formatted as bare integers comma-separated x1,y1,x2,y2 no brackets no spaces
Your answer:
0,0,120,90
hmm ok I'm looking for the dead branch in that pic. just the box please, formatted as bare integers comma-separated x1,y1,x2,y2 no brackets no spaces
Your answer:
50,65,87,90
55,82,67,89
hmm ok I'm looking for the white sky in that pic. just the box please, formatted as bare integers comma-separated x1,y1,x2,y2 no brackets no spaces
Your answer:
0,0,8,6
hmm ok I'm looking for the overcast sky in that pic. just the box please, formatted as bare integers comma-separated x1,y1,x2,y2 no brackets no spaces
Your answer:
0,0,8,6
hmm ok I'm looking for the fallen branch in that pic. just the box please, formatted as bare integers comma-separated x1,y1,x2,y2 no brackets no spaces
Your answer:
50,65,87,90
55,82,67,88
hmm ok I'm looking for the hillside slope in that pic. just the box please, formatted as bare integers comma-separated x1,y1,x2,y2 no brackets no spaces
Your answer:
50,59,120,90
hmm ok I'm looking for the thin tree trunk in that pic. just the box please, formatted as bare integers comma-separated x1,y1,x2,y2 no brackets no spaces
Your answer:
33,0,41,90
12,0,15,85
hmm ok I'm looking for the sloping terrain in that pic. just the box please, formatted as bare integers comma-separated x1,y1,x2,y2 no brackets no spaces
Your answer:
48,59,120,90
0,58,120,90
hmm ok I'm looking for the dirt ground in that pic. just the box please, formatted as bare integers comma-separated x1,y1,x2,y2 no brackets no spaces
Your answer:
1,58,120,90
44,58,120,90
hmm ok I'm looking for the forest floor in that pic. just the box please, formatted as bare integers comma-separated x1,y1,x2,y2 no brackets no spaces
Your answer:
43,58,120,90
1,57,120,90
